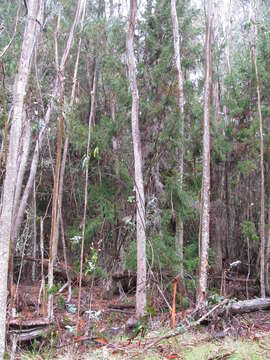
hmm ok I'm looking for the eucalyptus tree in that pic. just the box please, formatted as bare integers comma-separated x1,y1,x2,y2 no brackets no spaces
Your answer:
170,0,185,279
196,0,213,309
251,0,265,298
126,0,147,318
0,0,42,356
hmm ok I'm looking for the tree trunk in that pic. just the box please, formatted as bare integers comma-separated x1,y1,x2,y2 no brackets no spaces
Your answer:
47,75,64,320
171,0,185,280
251,0,265,298
32,181,37,282
110,93,120,177
76,62,98,335
196,0,213,309
13,114,31,220
0,0,41,356
126,0,147,319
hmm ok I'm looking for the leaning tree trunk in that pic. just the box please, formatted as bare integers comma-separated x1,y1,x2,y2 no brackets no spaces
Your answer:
126,0,147,319
196,0,213,309
0,0,41,357
171,0,185,280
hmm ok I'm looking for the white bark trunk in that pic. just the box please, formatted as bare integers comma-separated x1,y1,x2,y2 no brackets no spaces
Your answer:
0,0,40,356
13,114,31,215
252,1,265,298
171,0,185,279
110,93,120,177
126,0,146,319
196,0,213,309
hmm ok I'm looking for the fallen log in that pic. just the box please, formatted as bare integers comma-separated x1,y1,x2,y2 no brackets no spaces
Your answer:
9,326,51,342
8,317,52,327
228,298,270,315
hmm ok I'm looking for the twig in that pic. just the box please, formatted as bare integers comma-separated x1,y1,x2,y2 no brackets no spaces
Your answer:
0,1,21,58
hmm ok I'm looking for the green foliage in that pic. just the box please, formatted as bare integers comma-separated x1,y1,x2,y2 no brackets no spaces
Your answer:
241,221,259,242
237,159,256,176
57,295,66,309
68,108,89,152
46,282,62,296
183,243,199,273
165,175,197,222
212,127,233,163
125,233,178,273
84,247,99,275
182,297,190,309
207,293,225,306
47,284,58,296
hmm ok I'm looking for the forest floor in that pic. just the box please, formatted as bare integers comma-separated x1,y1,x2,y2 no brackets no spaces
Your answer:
7,283,270,359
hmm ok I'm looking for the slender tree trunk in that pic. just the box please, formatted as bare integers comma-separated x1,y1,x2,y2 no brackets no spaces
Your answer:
196,0,213,309
76,63,98,335
110,93,120,177
9,113,31,313
47,7,67,318
171,0,185,280
252,0,265,297
0,0,41,356
110,0,114,17
0,62,8,171
47,74,64,319
126,0,146,319
13,115,31,219
32,181,37,282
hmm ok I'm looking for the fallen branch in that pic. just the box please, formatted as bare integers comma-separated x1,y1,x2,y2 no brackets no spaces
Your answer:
144,299,229,351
